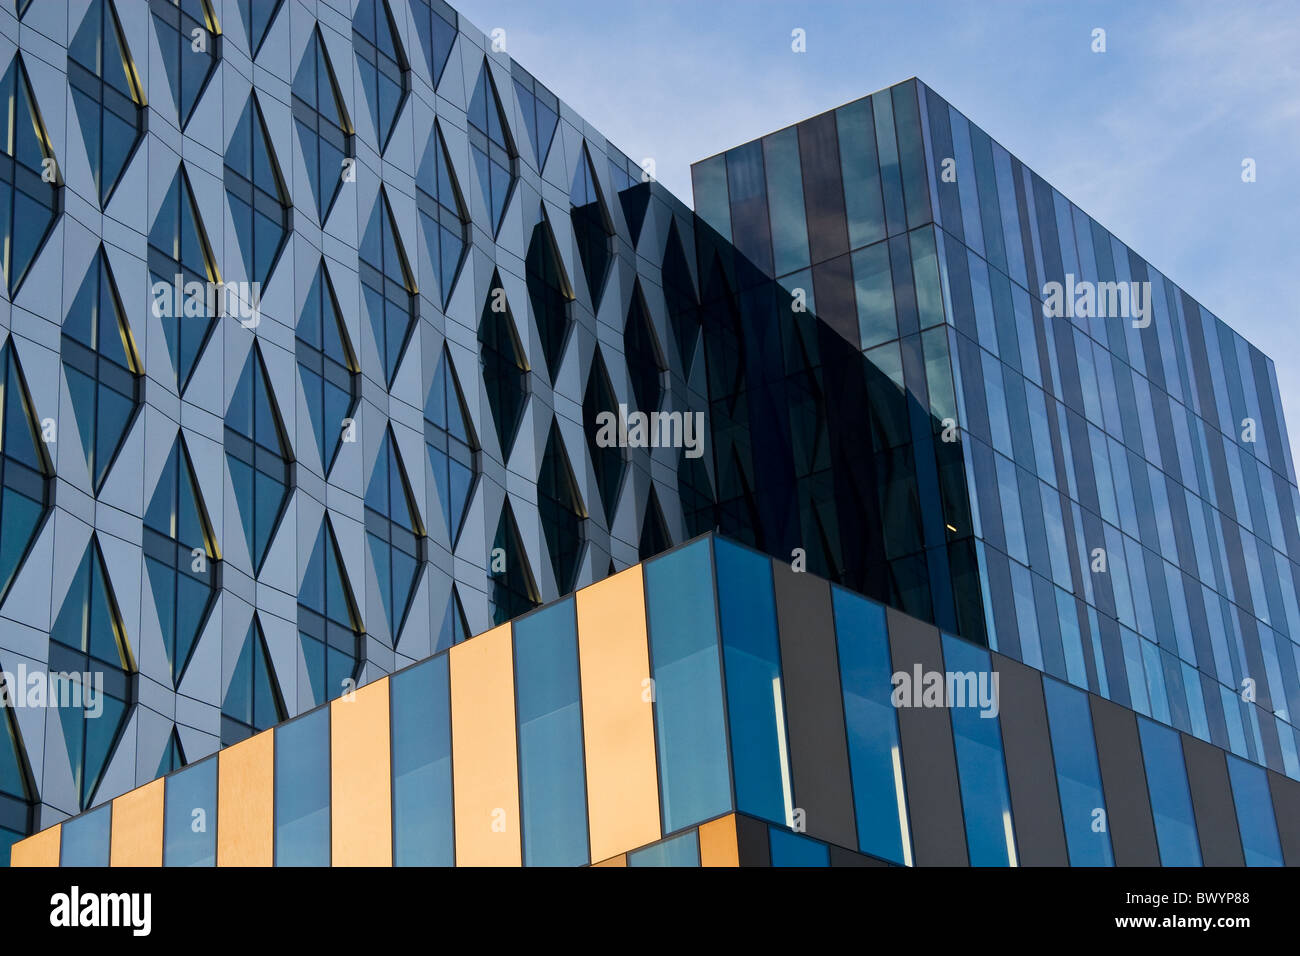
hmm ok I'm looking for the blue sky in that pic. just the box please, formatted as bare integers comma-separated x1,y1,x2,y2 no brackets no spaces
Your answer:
454,0,1300,470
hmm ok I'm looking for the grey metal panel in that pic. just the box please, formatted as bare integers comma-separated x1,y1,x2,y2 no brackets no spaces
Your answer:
992,652,1069,866
734,813,771,867
886,607,968,866
1089,695,1159,866
1182,734,1246,866
829,845,890,867
770,559,858,850
1266,770,1300,866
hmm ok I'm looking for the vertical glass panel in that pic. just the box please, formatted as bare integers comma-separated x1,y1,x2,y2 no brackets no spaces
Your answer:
514,599,589,866
1136,718,1201,866
836,97,886,248
762,128,810,276
274,708,330,866
691,154,731,242
832,586,911,865
891,81,931,229
769,825,830,867
715,538,790,825
871,89,907,236
1226,755,1284,866
1043,677,1113,866
391,655,454,866
164,757,217,866
627,829,699,866
644,540,731,833
59,803,111,866
943,634,1017,866
853,241,896,349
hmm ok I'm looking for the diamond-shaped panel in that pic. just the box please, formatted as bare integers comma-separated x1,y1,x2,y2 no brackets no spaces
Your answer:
489,499,538,626
143,435,219,685
148,165,221,393
352,0,409,153
478,271,529,459
365,427,424,646
467,60,516,237
68,0,147,208
48,537,134,809
0,54,60,296
570,142,614,308
360,187,418,387
298,514,362,706
296,260,360,475
292,27,354,225
0,340,51,604
151,0,221,129
538,418,586,594
582,347,624,526
416,121,469,309
225,92,291,286
526,204,575,383
425,345,478,546
221,615,286,746
225,342,294,573
61,249,142,493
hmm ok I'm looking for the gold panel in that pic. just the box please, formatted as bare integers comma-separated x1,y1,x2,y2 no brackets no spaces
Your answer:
450,623,521,866
331,678,392,866
699,814,740,867
592,853,627,867
110,778,163,866
575,566,661,861
10,823,60,867
217,729,274,866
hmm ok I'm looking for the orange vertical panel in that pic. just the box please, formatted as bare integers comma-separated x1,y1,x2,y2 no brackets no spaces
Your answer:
10,824,60,867
331,677,392,866
217,729,274,866
699,815,740,867
575,565,661,861
110,778,164,866
450,623,520,866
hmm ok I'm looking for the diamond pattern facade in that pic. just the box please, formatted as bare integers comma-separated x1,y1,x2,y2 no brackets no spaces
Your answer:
0,0,704,856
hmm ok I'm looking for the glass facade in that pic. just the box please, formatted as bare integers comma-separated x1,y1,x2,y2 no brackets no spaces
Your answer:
163,757,217,867
644,540,731,833
514,600,589,866
390,656,454,866
1,0,1296,872
833,586,912,865
275,708,331,867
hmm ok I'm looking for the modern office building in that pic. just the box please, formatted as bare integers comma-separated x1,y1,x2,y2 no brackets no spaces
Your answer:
3,0,1299,867
12,534,1300,867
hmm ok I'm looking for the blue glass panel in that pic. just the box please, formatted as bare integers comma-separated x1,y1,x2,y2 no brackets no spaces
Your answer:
514,599,589,866
714,538,790,824
1226,755,1284,866
274,708,330,866
644,540,731,833
164,757,217,866
1043,677,1114,865
60,803,110,866
1136,718,1201,866
769,826,830,867
832,586,910,865
391,656,454,866
627,829,699,866
943,634,1017,866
